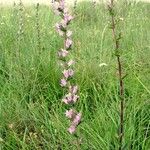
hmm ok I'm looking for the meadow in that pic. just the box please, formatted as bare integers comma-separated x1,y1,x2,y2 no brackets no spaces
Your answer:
0,1,150,149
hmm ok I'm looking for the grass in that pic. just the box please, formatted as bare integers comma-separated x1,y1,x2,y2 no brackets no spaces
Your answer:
0,1,150,149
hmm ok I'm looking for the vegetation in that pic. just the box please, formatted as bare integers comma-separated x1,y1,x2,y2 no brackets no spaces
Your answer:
0,1,150,149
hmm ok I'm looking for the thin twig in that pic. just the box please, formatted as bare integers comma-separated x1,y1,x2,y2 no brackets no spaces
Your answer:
36,3,41,55
109,0,125,149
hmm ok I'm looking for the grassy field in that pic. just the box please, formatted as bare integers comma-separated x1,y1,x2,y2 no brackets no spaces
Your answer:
0,1,150,149
0,0,150,6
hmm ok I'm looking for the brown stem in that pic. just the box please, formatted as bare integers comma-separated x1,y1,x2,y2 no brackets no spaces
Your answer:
110,0,124,150
36,3,41,55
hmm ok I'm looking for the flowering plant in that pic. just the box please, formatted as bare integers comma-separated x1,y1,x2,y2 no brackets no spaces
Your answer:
53,0,81,134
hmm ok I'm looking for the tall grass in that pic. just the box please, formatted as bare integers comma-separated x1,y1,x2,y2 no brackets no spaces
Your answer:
0,1,150,149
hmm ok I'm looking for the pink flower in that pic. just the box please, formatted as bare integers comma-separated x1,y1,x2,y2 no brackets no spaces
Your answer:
65,109,76,119
55,23,64,36
62,93,72,104
63,69,69,78
55,23,60,30
65,38,73,49
64,14,74,25
60,20,67,29
59,0,65,9
62,93,79,104
63,69,74,79
60,78,67,87
72,113,82,126
62,98,68,104
58,49,69,58
64,8,68,14
69,86,78,94
72,95,79,103
68,125,76,134
54,0,65,13
53,2,61,15
55,22,64,31
67,112,81,134
68,69,74,76
62,95,70,104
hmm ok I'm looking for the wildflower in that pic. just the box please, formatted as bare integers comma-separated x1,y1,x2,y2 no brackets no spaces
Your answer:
62,93,79,104
68,125,76,134
58,0,65,12
59,20,68,29
64,13,73,25
72,113,81,126
67,113,81,134
69,85,78,94
55,23,61,31
55,23,64,36
53,2,61,16
65,38,73,49
72,94,79,103
62,93,73,104
65,109,76,119
54,0,81,134
60,78,67,87
63,69,74,79
58,49,69,58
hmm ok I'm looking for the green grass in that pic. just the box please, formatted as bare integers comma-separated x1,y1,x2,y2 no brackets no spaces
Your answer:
0,1,150,149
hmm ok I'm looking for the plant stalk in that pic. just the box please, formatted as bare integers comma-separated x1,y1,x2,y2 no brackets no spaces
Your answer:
109,0,124,149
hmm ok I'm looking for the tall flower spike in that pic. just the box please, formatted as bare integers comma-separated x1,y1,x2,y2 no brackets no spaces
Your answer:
54,0,81,134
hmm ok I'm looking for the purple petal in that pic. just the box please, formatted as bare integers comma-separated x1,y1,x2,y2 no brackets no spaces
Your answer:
65,38,73,49
69,85,78,94
68,125,76,134
60,78,67,87
65,109,76,119
58,49,68,58
72,113,81,126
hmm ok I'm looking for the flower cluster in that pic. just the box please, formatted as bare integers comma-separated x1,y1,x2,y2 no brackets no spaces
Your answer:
65,109,81,134
53,0,81,134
